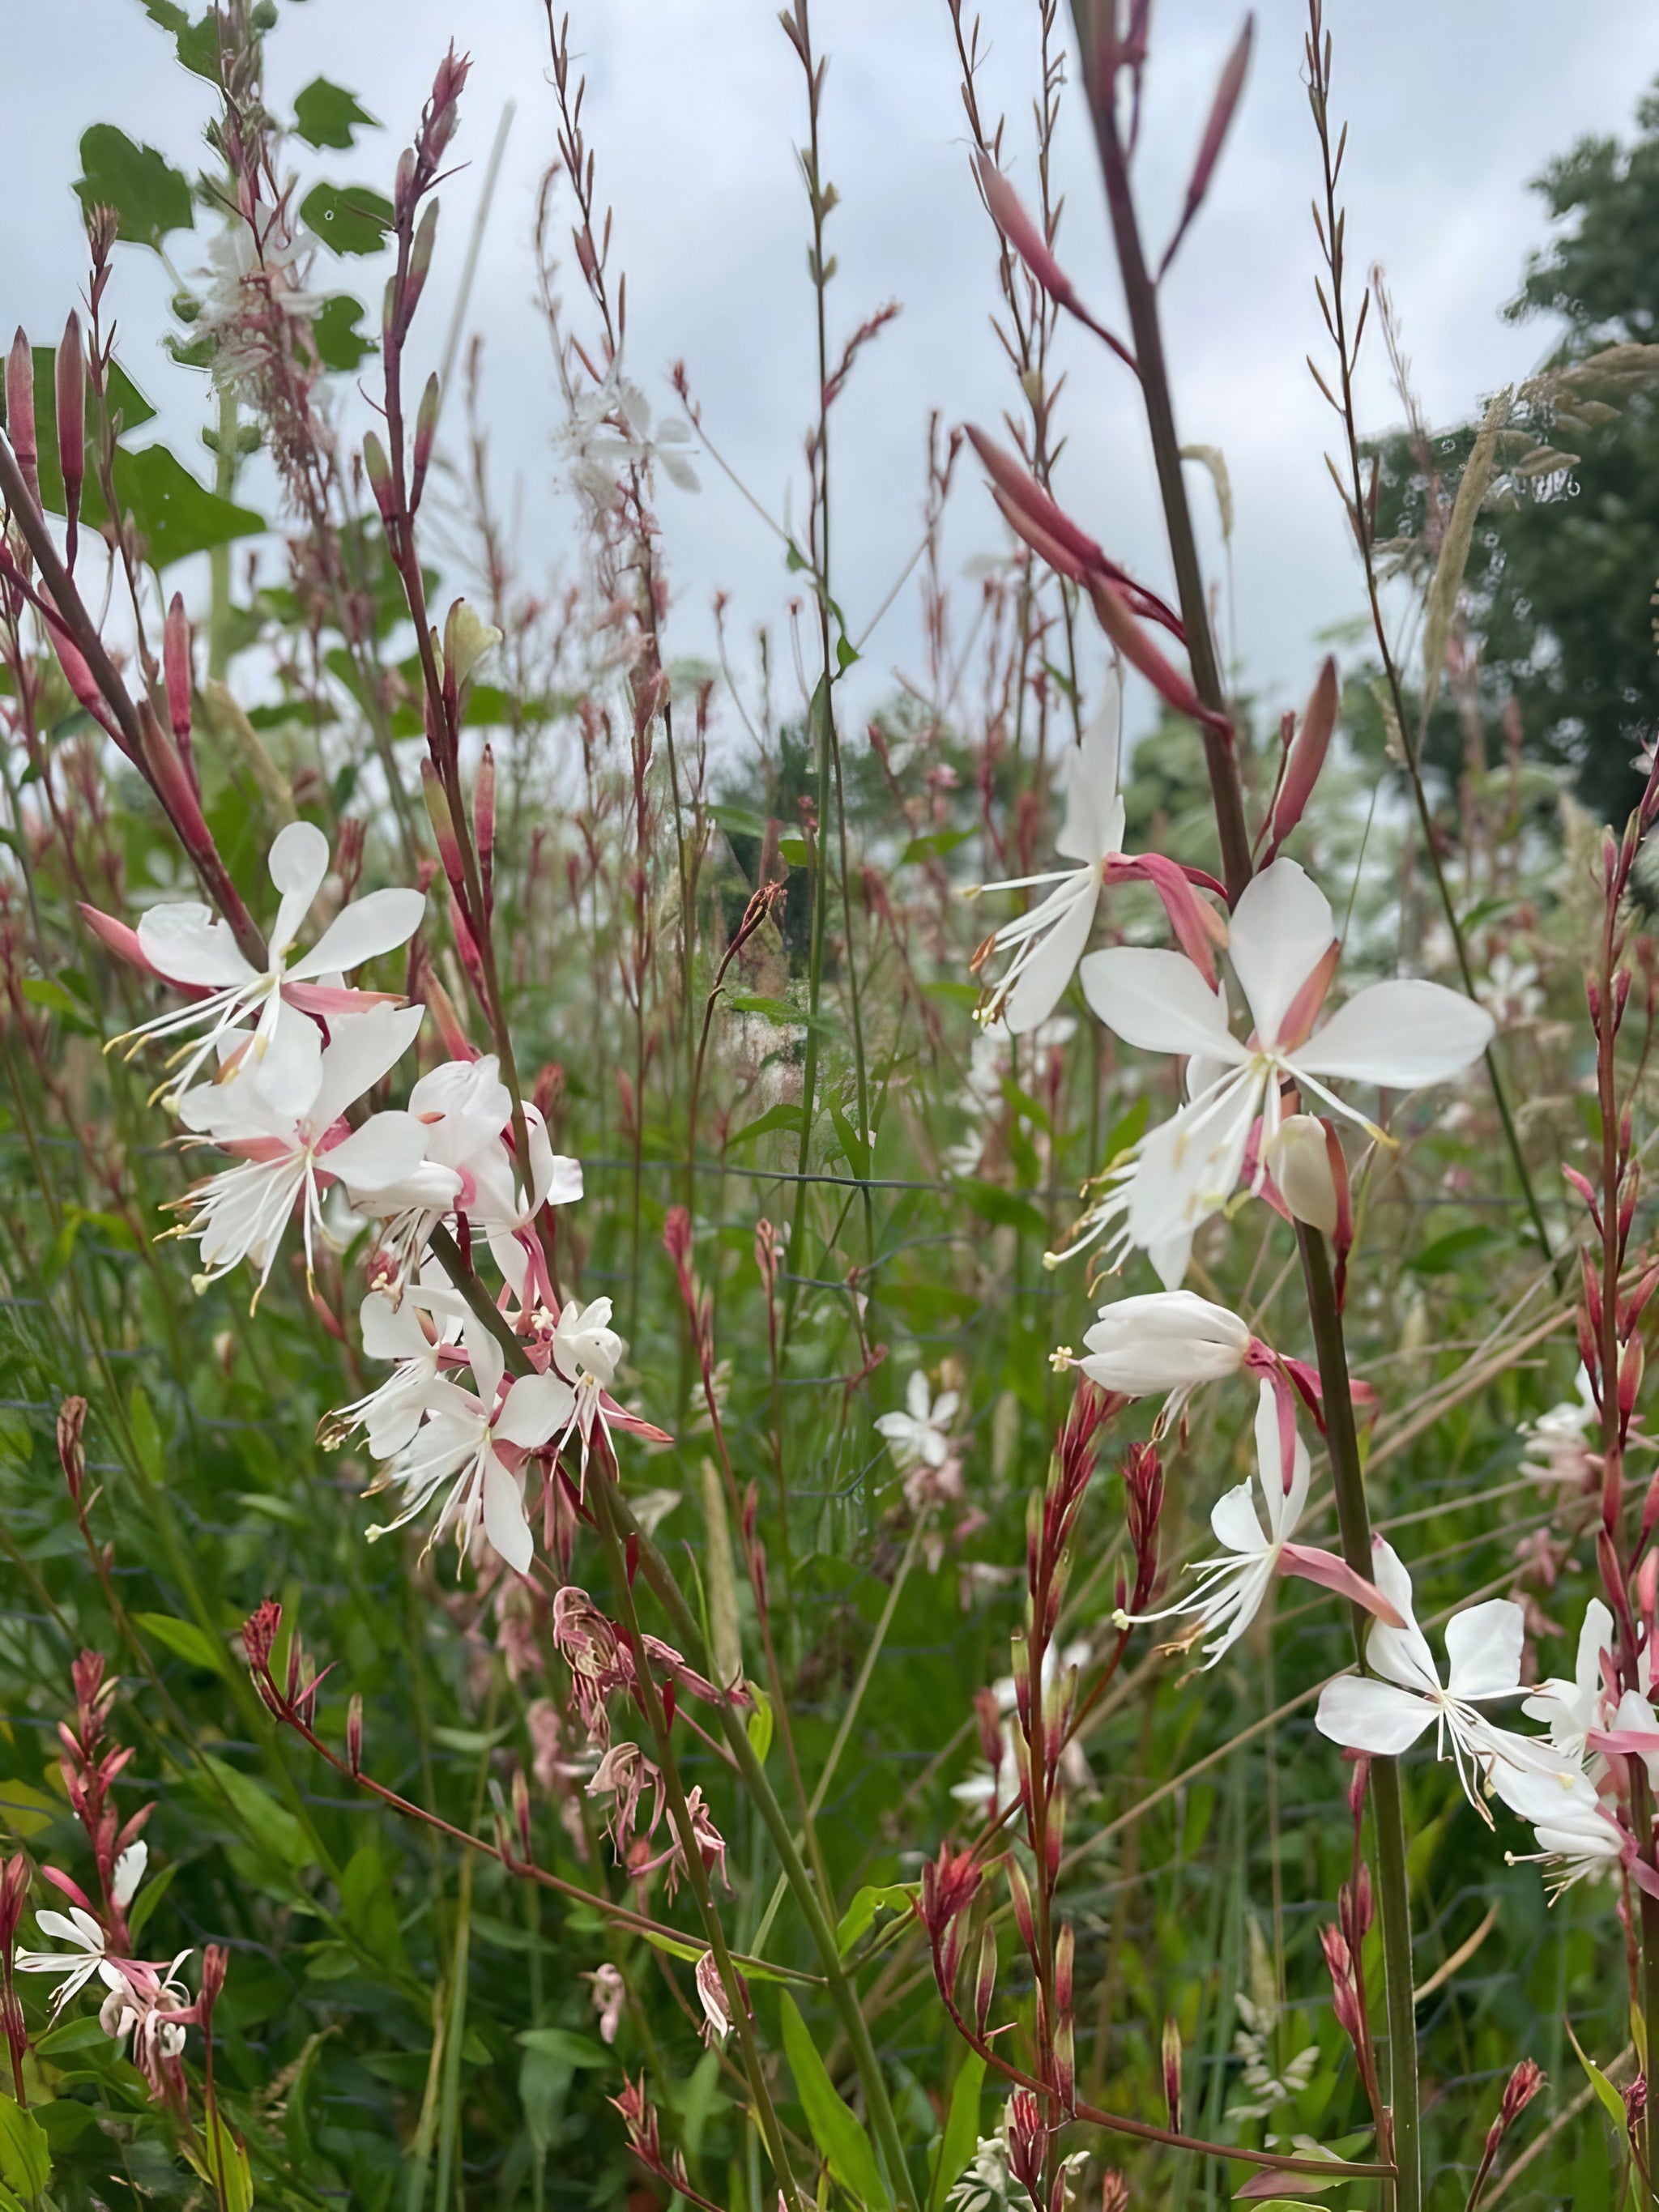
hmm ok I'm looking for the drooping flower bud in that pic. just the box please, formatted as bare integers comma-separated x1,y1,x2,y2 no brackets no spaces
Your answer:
362,429,395,522
55,313,84,565
442,598,502,689
1264,1113,1342,1237
163,593,193,744
412,370,440,510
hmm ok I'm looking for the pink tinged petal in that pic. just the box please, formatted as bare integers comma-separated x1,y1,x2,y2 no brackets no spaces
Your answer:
1316,1673,1435,1757
289,886,427,980
324,1111,432,1195
1225,859,1336,1050
1120,853,1224,988
267,820,331,953
480,1449,534,1575
1252,1373,1309,1524
309,1003,427,1126
1001,873,1097,1034
282,981,405,1016
1291,979,1495,1089
1443,1598,1525,1701
1054,677,1124,863
1273,939,1341,1054
496,1370,577,1449
1277,1545,1405,1626
1078,947,1239,1059
138,901,259,991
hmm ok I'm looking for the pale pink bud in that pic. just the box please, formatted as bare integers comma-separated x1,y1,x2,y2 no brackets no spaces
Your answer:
1086,572,1215,731
346,1693,364,1775
6,328,39,514
1159,16,1254,279
1161,2014,1183,2133
1269,654,1337,855
1264,1114,1341,1238
163,593,192,744
55,313,84,560
362,429,395,522
974,151,1081,315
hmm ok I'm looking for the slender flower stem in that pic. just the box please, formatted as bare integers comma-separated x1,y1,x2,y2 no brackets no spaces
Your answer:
1297,1223,1419,2212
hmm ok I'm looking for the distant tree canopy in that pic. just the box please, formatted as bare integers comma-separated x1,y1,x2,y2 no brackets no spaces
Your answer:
1357,82,1659,827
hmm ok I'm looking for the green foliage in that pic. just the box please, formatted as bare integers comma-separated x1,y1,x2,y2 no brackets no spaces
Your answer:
74,124,194,249
292,77,378,151
301,181,394,257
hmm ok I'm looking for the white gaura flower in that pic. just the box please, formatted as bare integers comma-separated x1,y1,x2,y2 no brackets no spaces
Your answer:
1520,1367,1599,1490
544,1297,625,1474
322,1276,467,1459
1117,1381,1399,1667
1315,1539,1534,1818
1076,859,1494,1286
113,1839,148,1913
365,1315,574,1574
15,1906,122,2015
1077,1289,1251,1423
1504,1788,1627,1899
1521,1597,1614,1766
118,821,424,1110
559,374,699,509
968,674,1226,1036
876,1370,959,1471
173,1004,439,1304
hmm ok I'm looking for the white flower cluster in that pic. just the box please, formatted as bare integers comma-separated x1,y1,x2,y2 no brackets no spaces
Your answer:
104,821,643,1577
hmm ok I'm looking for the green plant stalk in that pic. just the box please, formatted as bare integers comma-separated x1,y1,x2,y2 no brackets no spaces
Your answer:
207,385,237,682
1296,1224,1418,2212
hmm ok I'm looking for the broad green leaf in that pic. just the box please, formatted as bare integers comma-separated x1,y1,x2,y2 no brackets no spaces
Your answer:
835,1883,915,1957
900,829,972,865
134,1612,227,1676
779,1991,892,2208
110,445,265,569
301,181,394,257
778,834,810,868
140,0,223,79
836,633,860,670
728,994,812,1028
830,1098,871,1179
0,2096,49,2203
19,977,96,1032
313,295,375,370
22,348,155,515
32,2018,109,2057
126,1860,175,1944
728,1102,804,1150
710,802,769,841
293,78,379,150
517,2027,610,2068
927,2052,984,2212
75,125,194,249
922,979,980,1009
746,1682,774,1765
202,1753,316,1870
0,1779,58,1841
183,2112,253,2212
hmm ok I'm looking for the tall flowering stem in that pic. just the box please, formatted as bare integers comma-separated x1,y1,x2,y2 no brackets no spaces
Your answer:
1065,2,1252,903
1296,1221,1419,2212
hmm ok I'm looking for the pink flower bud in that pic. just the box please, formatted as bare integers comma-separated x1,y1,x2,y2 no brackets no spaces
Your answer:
1159,16,1254,278
6,327,40,515
362,429,395,522
55,313,84,565
163,593,193,744
1086,572,1220,735
1268,654,1337,855
1161,2015,1183,2133
347,1693,364,1775
412,370,440,510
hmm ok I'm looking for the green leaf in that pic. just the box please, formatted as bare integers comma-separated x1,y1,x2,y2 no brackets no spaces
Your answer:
927,2053,984,2212
0,1779,58,1841
301,181,394,257
899,829,972,865
1565,2017,1627,2130
830,1099,871,1180
128,1385,164,1484
728,1102,804,1150
126,1860,175,1944
201,1753,316,1870
110,445,265,569
19,977,96,1032
1102,1095,1149,1164
780,1993,892,2207
1405,1222,1503,1276
183,2112,253,2212
134,1612,227,1676
960,1179,1047,1239
32,2017,112,2057
836,633,860,670
778,834,810,868
710,802,769,841
313,295,376,370
140,0,223,79
835,1884,915,1957
517,2027,610,2068
728,994,812,1028
922,979,980,1009
75,125,194,249
746,1682,774,1764
293,77,379,151
0,2096,50,2203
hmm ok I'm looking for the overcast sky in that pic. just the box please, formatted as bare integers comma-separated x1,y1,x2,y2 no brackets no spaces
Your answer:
9,0,1659,738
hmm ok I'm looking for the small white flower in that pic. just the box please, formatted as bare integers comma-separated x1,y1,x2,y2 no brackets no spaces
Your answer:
1077,1289,1252,1415
1521,1597,1614,1767
1077,858,1494,1285
15,1906,120,2016
1315,1541,1536,1819
1520,1368,1598,1489
876,1370,959,1472
122,821,424,1110
558,375,699,509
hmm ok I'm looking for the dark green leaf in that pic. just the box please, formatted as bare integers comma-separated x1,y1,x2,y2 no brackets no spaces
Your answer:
75,125,194,249
517,2028,610,2069
0,2096,49,2202
301,181,394,258
134,1612,228,1676
201,1754,316,1870
710,802,770,841
835,1883,915,1956
960,1179,1047,1238
836,633,860,670
830,1098,871,1179
141,0,224,79
111,445,265,568
900,829,971,865
780,1992,891,2208
728,1102,804,1150
292,78,379,151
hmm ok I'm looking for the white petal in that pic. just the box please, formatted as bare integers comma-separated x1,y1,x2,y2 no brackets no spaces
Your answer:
243,1003,324,1118
1363,1538,1439,1694
1003,874,1097,1035
1291,979,1495,1089
360,1291,430,1362
1576,1598,1614,1697
1316,1674,1435,1756
1209,1478,1268,1554
326,1112,431,1194
36,1907,105,1952
112,1839,148,1909
1226,859,1335,1048
496,1370,575,1449
138,902,258,990
1055,676,1124,863
1124,1069,1260,1250
1079,1289,1248,1393
1444,1598,1525,1701
309,1004,427,1127
267,820,331,953
1149,1225,1195,1289
463,1317,505,1410
481,1450,534,1574
1252,1375,1309,1539
289,886,426,980
1078,948,1239,1060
